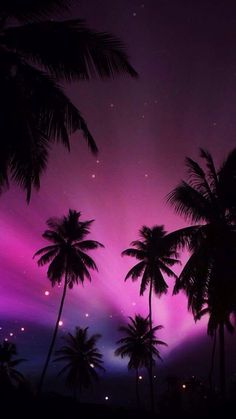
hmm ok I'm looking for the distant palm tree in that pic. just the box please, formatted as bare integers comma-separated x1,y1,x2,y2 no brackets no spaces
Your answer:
34,209,104,392
115,314,167,408
0,0,137,201
167,148,236,396
54,326,104,399
122,226,179,411
0,341,25,390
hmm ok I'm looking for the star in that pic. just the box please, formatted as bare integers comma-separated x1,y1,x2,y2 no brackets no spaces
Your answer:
58,320,63,327
21,327,25,332
105,396,109,401
44,290,50,296
85,313,89,318
9,332,14,337
133,12,137,17
144,173,149,178
91,174,96,179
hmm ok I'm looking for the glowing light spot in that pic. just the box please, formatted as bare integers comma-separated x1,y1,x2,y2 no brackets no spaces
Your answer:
96,160,100,164
44,291,50,296
110,103,114,108
58,320,63,327
21,327,25,332
182,384,186,389
138,375,143,380
0,327,2,330
141,114,145,118
90,363,94,368
4,338,8,342
91,174,96,179
132,302,136,306
9,332,13,337
105,396,109,401
133,12,137,16
145,173,148,178
85,313,89,318
154,375,157,379
109,315,113,318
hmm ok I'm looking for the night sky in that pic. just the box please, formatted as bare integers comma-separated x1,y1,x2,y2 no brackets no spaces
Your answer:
1,0,236,398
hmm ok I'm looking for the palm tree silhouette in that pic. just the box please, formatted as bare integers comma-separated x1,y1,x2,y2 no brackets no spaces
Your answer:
0,341,25,391
167,148,236,396
115,314,167,408
54,327,104,400
122,225,179,411
34,209,104,393
0,0,137,201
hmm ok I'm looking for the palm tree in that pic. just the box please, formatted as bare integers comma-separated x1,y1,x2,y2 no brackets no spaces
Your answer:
0,0,137,201
122,226,179,411
167,148,236,396
54,327,104,399
0,341,25,391
34,209,104,393
115,314,167,408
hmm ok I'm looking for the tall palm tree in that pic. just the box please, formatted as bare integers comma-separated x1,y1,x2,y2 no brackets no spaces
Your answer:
34,209,104,393
167,148,236,396
0,0,137,201
115,314,167,408
0,341,25,390
122,225,179,411
54,327,104,399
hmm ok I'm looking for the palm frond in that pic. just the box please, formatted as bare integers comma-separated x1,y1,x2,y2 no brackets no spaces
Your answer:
167,181,215,223
0,0,71,22
3,20,138,81
124,261,146,281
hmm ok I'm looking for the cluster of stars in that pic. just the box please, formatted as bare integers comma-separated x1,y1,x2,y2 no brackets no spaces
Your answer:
0,325,26,342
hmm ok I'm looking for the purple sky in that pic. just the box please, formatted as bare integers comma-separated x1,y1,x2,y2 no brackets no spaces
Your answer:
1,0,236,379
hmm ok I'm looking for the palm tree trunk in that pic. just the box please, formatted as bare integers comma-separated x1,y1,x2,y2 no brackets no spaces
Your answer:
148,278,154,413
135,368,140,408
209,329,217,391
219,321,225,397
38,273,68,394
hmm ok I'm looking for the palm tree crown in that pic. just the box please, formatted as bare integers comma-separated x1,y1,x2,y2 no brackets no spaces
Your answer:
167,149,236,326
115,314,167,370
34,209,104,287
0,0,137,200
54,327,104,392
122,225,179,296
